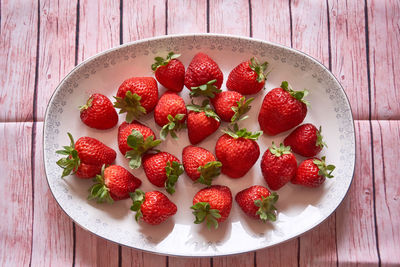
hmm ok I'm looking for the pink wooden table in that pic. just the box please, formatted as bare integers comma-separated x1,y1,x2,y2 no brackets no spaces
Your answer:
1,0,399,266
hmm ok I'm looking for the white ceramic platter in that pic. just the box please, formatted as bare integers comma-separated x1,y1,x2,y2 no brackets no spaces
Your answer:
44,34,355,257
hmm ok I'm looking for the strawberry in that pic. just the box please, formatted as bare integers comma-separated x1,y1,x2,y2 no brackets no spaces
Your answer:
182,145,222,186
292,156,335,188
284,123,326,157
215,124,262,178
130,189,177,225
235,185,278,222
154,92,187,139
260,143,297,190
114,77,158,123
142,152,184,194
56,133,116,178
152,52,185,92
186,99,220,144
191,185,232,229
88,165,142,203
79,93,118,129
184,52,223,95
117,121,161,169
258,81,308,135
227,57,269,95
211,91,254,123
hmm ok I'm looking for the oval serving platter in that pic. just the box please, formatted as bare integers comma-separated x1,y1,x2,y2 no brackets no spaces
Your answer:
44,34,355,257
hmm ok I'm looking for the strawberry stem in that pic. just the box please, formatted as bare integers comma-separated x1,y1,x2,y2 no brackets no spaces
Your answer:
249,57,269,83
316,126,327,148
130,189,146,222
79,96,93,112
151,52,181,71
196,161,222,186
280,81,309,106
230,96,254,123
160,113,186,140
191,202,222,229
190,79,222,98
254,192,279,222
268,142,292,157
222,123,263,140
87,165,114,204
313,156,335,178
186,99,220,121
113,91,147,123
165,161,184,194
56,132,81,178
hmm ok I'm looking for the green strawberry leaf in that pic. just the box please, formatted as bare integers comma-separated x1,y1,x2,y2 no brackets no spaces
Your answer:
165,161,184,195
316,126,327,149
196,161,222,186
55,132,81,178
231,97,254,123
254,192,279,222
280,81,309,106
313,156,335,178
79,96,93,112
151,52,181,71
87,165,114,204
222,123,263,140
190,79,222,98
186,99,220,121
268,142,292,157
113,91,147,123
125,130,162,169
129,190,146,222
160,114,186,140
249,57,269,83
190,202,221,229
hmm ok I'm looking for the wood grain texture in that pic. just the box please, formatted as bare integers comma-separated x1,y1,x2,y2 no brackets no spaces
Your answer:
123,0,166,42
251,0,291,46
30,122,74,266
371,120,400,266
336,120,379,265
169,257,210,267
0,0,38,122
121,249,166,267
256,240,298,267
0,122,33,266
35,0,77,120
167,0,207,34
328,0,369,120
368,0,400,119
213,253,253,267
209,0,250,35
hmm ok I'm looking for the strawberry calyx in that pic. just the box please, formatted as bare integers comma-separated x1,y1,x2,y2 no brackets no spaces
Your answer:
196,161,222,186
254,192,279,222
231,96,254,123
151,52,181,71
78,96,93,112
190,79,222,98
56,132,81,178
191,202,222,229
160,113,186,140
186,99,220,121
316,126,327,148
222,123,263,140
113,91,147,123
165,161,184,195
130,189,146,222
88,165,114,204
269,142,292,157
125,129,162,169
249,57,269,83
280,81,309,106
313,156,335,178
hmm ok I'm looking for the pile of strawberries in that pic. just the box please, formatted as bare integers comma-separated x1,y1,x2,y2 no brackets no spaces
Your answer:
56,52,335,228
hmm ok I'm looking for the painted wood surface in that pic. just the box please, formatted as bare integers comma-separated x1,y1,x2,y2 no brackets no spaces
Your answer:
0,122,33,266
368,0,400,119
168,0,207,34
0,0,38,121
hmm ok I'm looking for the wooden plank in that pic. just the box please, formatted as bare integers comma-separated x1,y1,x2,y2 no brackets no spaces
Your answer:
209,0,250,36
0,0,38,122
169,257,210,267
213,253,253,267
122,0,166,42
256,240,298,267
0,122,33,266
328,0,369,120
368,0,400,119
121,249,166,267
335,120,379,265
371,120,400,265
167,0,207,34
251,0,291,46
30,122,74,266
35,0,77,121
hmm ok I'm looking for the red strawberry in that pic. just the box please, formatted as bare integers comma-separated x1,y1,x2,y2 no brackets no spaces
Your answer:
215,124,262,178
117,121,161,169
292,156,335,188
56,133,116,178
154,92,187,139
284,124,326,157
142,152,184,194
211,91,254,123
260,143,297,190
182,145,222,185
79,93,118,129
227,57,269,95
184,52,223,95
258,81,308,135
114,77,158,123
186,100,220,144
191,185,232,229
235,185,278,222
130,189,177,225
88,165,142,203
152,52,185,92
